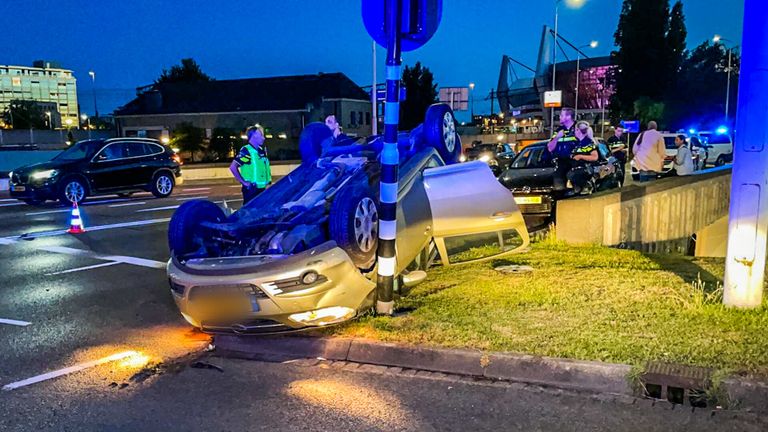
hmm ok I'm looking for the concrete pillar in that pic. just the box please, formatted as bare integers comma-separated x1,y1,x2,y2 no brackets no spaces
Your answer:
723,0,768,308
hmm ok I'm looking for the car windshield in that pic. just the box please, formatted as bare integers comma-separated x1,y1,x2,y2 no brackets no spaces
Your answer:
510,145,551,169
53,140,103,160
663,137,678,149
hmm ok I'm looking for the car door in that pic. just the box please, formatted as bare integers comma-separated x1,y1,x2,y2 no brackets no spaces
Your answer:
89,142,129,191
421,160,530,266
124,141,159,186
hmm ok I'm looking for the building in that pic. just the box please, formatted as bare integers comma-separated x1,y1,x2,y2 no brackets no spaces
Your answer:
0,61,79,128
496,27,616,133
114,73,373,160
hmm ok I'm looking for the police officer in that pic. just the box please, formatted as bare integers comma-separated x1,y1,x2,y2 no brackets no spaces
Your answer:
230,125,271,205
546,107,579,194
567,121,600,194
607,126,628,184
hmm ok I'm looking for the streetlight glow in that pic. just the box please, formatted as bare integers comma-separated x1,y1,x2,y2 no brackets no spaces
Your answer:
590,40,598,48
713,34,722,43
564,0,586,8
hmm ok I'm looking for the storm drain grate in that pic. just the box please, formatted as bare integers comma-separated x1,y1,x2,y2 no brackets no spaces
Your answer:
641,362,713,408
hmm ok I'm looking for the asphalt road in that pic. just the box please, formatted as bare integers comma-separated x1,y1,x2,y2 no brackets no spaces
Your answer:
0,181,763,431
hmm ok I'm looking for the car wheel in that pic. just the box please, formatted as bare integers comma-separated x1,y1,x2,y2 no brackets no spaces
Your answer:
424,104,462,163
151,172,174,198
168,200,227,257
715,155,726,167
299,122,333,164
330,183,379,269
59,178,88,204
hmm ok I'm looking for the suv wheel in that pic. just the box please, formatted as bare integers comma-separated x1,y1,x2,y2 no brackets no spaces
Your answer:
151,172,174,198
60,178,88,204
715,155,726,167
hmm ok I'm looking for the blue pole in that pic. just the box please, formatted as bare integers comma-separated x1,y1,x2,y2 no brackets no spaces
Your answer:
723,0,767,308
375,0,402,315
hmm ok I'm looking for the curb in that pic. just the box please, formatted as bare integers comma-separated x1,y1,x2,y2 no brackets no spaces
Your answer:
214,335,634,397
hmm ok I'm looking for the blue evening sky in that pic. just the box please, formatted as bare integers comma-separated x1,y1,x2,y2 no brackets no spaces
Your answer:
2,0,744,119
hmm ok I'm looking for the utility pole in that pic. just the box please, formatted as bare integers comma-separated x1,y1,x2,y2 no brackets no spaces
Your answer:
371,41,378,135
89,71,99,118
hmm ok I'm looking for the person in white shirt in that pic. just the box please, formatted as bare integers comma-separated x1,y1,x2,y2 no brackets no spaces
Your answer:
672,134,695,176
632,121,666,182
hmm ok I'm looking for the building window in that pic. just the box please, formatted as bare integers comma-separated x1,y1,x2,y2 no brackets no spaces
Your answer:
358,111,363,125
366,112,371,125
350,111,356,126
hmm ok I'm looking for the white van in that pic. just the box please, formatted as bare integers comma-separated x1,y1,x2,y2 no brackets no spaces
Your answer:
697,131,733,166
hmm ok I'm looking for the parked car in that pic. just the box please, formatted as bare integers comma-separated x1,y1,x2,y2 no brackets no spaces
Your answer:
698,130,733,166
499,140,622,217
166,104,530,334
460,142,516,176
630,133,707,180
9,138,183,205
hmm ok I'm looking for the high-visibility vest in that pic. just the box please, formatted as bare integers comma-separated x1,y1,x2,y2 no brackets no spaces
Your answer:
239,145,271,188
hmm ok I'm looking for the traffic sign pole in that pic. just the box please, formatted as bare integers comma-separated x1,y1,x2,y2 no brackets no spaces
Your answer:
375,0,403,315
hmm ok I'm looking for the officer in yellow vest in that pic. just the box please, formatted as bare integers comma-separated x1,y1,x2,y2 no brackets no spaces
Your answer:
230,125,271,205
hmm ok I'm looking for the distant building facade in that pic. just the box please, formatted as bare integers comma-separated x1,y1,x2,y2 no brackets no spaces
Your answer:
114,73,372,160
0,61,79,128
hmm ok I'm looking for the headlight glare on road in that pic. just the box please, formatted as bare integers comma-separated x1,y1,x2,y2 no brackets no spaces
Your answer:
289,306,355,326
30,169,58,180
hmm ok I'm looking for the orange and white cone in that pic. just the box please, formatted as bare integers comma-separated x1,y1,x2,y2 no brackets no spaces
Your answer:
67,201,86,234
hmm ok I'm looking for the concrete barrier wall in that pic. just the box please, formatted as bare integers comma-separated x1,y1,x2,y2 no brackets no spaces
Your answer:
181,162,300,181
0,151,63,172
556,167,732,254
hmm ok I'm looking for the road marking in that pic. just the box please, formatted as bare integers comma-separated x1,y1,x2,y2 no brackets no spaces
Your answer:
109,201,146,208
0,198,18,202
176,196,208,201
136,205,179,213
0,318,31,327
101,255,165,269
6,218,170,240
2,351,139,391
26,209,71,216
179,187,211,192
35,246,165,269
83,198,130,206
0,202,25,207
45,261,121,276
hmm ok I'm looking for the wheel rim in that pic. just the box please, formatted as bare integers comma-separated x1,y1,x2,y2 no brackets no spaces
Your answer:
65,181,85,203
353,197,378,253
442,112,456,153
157,175,173,194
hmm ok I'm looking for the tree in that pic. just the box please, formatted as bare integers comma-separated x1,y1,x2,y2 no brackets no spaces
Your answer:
156,58,213,84
399,62,438,130
612,0,671,119
1,100,47,129
170,122,206,162
666,1,687,83
208,127,240,161
633,97,665,127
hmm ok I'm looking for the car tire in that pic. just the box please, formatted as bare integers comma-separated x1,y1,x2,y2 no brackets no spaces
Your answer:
59,177,88,205
299,122,333,164
715,155,726,167
151,172,175,198
168,200,227,257
329,183,379,269
424,104,461,163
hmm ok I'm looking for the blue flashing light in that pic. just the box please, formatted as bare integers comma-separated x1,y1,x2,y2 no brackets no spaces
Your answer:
688,128,697,135
716,126,728,135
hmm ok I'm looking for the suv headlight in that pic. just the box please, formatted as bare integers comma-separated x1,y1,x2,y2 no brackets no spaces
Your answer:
30,169,58,180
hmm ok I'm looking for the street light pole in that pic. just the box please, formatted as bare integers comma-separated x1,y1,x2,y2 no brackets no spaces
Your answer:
469,82,475,121
713,35,736,124
550,0,560,135
89,71,99,119
575,41,598,120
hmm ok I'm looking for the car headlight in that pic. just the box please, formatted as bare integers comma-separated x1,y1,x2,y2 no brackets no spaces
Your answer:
8,171,12,180
479,155,491,162
30,169,58,180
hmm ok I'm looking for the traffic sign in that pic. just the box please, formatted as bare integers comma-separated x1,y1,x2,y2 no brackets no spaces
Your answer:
544,91,562,108
620,120,640,133
362,0,443,52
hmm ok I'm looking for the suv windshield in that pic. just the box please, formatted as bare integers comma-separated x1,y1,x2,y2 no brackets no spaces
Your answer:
53,140,104,161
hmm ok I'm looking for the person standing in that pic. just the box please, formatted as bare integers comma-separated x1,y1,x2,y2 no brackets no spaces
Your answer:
546,107,579,193
607,126,628,181
671,134,695,176
631,121,666,182
230,125,271,205
566,121,600,194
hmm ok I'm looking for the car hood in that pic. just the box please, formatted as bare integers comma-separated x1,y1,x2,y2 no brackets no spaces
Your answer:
13,159,76,175
500,168,555,191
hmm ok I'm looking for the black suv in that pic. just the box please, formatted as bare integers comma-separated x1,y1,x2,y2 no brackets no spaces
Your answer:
9,138,183,205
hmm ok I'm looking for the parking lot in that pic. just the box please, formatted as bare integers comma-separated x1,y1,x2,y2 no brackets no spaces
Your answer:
0,183,245,391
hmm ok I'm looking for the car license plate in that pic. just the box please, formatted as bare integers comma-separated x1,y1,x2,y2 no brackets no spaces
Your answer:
515,196,542,205
11,185,25,192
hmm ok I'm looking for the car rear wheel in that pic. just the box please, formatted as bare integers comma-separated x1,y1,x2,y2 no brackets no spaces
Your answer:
151,172,174,198
715,155,726,167
424,104,462,163
330,183,379,269
59,178,88,204
168,200,227,257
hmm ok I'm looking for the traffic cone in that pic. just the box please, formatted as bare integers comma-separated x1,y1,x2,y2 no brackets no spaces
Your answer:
67,201,86,234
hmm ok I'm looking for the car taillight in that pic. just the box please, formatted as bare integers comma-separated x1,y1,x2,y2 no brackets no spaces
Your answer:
172,154,183,165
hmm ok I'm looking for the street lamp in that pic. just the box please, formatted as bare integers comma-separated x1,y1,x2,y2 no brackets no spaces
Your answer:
469,82,475,120
575,40,598,120
713,35,736,124
550,0,588,134
89,70,99,118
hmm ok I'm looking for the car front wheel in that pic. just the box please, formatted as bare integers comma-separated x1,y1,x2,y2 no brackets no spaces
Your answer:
329,183,379,270
151,172,174,198
59,178,88,204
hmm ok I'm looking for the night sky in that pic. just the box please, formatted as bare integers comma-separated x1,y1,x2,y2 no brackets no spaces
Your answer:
2,0,744,120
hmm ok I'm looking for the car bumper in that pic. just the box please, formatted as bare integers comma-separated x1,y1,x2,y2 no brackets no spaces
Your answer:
175,170,184,186
8,181,59,201
167,241,376,334
513,193,554,215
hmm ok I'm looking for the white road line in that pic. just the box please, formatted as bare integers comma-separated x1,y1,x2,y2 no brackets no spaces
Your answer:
35,246,164,269
0,202,25,207
2,351,139,391
176,196,208,201
0,198,18,202
83,198,130,206
136,205,179,213
6,218,170,240
0,318,32,327
45,261,121,276
0,238,17,245
25,209,71,216
179,187,211,192
109,201,146,208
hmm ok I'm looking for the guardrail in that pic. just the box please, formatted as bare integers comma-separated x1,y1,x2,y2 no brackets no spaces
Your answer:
555,167,732,254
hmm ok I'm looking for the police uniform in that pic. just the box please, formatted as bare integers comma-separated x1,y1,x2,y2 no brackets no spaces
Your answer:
234,144,271,204
566,137,598,194
607,134,628,179
548,125,578,192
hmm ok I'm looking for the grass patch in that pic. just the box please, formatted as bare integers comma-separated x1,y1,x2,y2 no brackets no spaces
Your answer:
331,241,768,375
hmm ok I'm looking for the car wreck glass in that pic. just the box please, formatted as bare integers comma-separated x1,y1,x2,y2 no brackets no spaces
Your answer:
443,229,524,264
